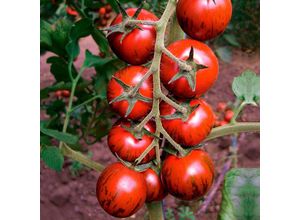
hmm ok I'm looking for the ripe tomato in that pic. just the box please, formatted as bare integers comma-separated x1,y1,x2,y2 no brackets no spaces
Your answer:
96,162,147,218
217,102,227,112
55,90,62,97
66,6,78,16
108,119,156,164
176,0,232,41
61,90,70,98
108,8,158,65
224,109,234,122
220,120,228,126
107,66,153,120
160,39,218,98
160,98,215,147
142,168,167,202
99,7,106,16
105,4,112,13
161,149,214,200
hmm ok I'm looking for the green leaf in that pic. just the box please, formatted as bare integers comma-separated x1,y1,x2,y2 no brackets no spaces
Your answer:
70,18,93,40
232,70,260,105
82,50,112,68
66,40,80,60
218,168,260,220
41,146,64,172
51,19,73,52
178,206,195,220
91,29,110,54
47,56,71,82
106,0,119,12
40,20,52,48
215,46,232,63
40,127,79,145
223,34,241,47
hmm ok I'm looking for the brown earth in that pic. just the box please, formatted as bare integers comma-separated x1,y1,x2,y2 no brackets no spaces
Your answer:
40,36,260,220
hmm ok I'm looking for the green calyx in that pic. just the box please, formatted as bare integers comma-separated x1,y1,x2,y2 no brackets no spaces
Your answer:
105,0,145,43
161,99,200,121
168,47,208,91
109,76,152,117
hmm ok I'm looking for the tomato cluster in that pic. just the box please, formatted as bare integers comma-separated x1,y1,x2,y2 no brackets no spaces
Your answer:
96,0,232,217
214,102,234,127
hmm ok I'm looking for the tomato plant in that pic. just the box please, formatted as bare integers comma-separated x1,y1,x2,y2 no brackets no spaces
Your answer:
40,0,260,219
176,0,232,41
160,39,219,98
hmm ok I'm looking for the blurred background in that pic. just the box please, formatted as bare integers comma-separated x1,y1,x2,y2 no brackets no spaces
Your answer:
40,0,260,219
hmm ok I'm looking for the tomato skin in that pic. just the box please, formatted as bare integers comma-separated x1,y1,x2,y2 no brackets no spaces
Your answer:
217,102,227,112
160,39,218,98
142,168,167,202
107,66,153,120
99,7,106,16
96,162,147,218
66,6,78,16
160,98,215,147
108,8,158,65
176,0,232,41
61,90,70,98
161,149,214,201
108,119,156,164
220,120,228,126
224,109,234,122
55,90,62,97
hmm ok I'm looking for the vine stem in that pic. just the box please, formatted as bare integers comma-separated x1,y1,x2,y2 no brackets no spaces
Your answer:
203,122,260,142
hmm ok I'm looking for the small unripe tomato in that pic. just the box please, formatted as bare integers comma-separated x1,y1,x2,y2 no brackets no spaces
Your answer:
217,102,227,112
61,90,70,98
224,109,234,122
99,7,106,16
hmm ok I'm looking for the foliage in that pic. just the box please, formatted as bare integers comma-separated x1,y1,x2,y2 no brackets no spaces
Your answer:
218,168,260,220
165,206,195,220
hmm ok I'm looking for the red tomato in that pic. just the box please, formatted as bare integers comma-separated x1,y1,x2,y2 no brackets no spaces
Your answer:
224,109,234,122
108,8,158,65
99,7,106,16
66,6,79,16
160,39,218,98
108,119,156,164
55,90,62,97
161,149,214,200
105,4,112,13
160,98,215,147
220,120,228,126
142,168,167,202
96,162,147,218
214,120,221,127
176,0,232,41
61,90,70,98
107,66,153,120
217,102,227,112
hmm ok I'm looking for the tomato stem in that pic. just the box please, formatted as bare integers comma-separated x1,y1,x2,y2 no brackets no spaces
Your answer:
146,201,164,220
204,122,260,142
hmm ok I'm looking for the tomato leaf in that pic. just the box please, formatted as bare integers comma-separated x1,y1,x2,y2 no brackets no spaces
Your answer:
223,34,241,47
91,28,110,54
40,127,79,145
47,56,71,82
232,70,260,105
41,146,64,172
215,46,232,63
218,168,260,220
40,20,52,48
82,50,112,69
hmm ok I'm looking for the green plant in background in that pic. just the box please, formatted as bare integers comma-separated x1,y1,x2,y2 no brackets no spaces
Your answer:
218,168,260,220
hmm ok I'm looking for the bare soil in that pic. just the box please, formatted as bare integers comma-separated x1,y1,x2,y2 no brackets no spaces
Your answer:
40,37,260,220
